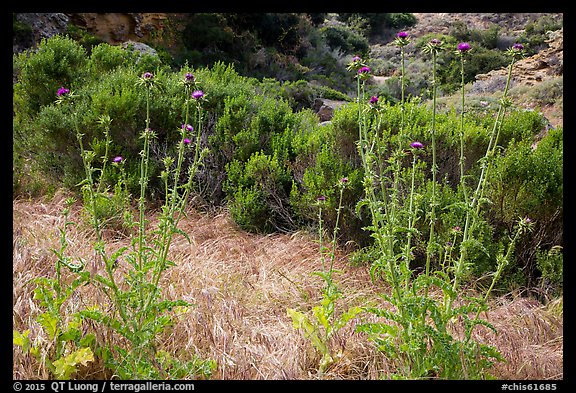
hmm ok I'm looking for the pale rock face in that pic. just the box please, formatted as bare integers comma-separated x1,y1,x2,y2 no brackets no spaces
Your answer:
474,29,563,88
121,41,159,61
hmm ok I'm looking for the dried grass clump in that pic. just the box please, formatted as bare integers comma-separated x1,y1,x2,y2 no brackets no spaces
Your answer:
474,295,563,380
13,194,563,380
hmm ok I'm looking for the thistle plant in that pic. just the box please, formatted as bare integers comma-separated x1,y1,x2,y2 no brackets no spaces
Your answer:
421,38,444,284
456,42,472,200
351,40,531,379
14,70,215,379
287,178,362,376
13,196,95,379
448,43,527,310
394,31,410,133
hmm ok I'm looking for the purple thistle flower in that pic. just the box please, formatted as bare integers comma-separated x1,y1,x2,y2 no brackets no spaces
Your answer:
520,216,533,229
142,72,154,80
512,43,524,51
184,72,195,82
182,123,194,132
410,141,424,149
508,43,526,59
340,177,349,183
369,96,379,105
183,138,191,145
113,156,123,163
57,87,70,96
429,38,441,46
317,195,326,202
394,31,410,47
358,66,371,74
192,90,204,100
457,42,471,53
351,55,361,63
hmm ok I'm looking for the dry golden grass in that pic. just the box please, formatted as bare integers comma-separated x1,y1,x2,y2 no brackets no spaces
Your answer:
13,191,563,380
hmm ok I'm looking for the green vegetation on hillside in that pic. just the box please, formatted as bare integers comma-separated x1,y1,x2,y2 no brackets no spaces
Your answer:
13,31,562,294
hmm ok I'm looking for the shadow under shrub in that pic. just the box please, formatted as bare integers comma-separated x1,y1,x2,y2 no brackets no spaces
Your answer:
485,127,563,289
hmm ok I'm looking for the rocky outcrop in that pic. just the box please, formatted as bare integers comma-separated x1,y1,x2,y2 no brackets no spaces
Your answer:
67,13,172,44
313,98,348,122
121,41,158,60
474,28,563,88
13,12,175,53
14,13,69,52
470,28,563,129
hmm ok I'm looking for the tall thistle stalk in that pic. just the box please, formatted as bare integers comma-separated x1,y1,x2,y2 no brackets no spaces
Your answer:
457,42,472,203
404,141,424,288
56,89,129,324
287,178,362,376
422,38,444,290
394,32,417,287
348,57,404,305
395,32,410,136
136,72,155,274
449,43,526,309
46,71,215,379
144,76,208,315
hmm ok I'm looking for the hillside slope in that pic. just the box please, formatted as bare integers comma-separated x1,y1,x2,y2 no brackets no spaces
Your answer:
378,13,563,128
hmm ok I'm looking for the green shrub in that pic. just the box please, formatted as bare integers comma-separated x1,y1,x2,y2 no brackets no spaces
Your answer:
28,67,147,193
13,35,88,119
386,13,417,29
212,91,297,161
536,246,563,297
88,43,131,74
211,89,301,220
488,132,562,224
320,24,369,55
228,186,272,233
486,127,563,287
33,103,86,189
225,152,293,233
194,61,258,114
65,24,105,52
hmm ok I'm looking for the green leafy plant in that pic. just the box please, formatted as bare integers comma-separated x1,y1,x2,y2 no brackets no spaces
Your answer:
349,40,534,379
14,70,215,380
287,178,362,376
13,196,95,379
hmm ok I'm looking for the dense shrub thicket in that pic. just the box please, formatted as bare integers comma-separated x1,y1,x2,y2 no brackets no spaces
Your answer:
13,30,562,294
